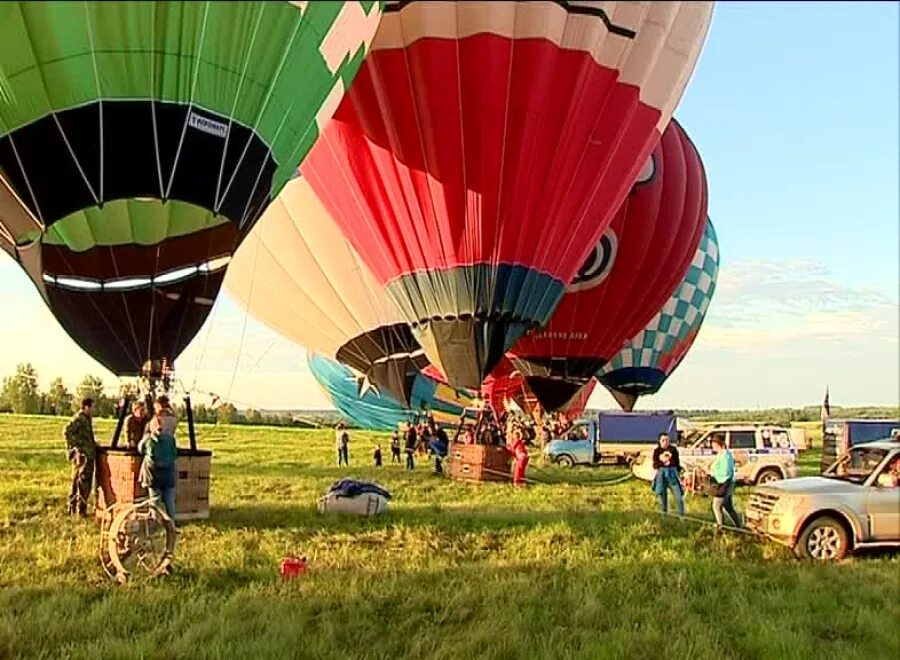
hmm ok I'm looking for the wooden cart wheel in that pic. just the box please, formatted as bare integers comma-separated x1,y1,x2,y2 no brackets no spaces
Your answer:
98,504,120,580
106,500,176,582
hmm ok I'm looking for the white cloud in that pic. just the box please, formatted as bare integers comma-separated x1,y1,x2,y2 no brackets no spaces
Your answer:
591,259,899,409
699,259,898,349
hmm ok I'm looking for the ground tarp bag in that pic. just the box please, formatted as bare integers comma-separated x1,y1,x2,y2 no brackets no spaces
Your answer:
318,479,391,516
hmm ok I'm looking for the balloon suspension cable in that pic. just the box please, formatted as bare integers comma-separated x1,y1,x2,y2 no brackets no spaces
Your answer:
144,244,163,369
185,386,328,428
223,225,262,404
189,290,223,393
245,335,278,374
140,358,175,399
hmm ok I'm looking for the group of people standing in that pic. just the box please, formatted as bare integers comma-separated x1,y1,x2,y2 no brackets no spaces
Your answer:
333,415,532,484
650,432,742,529
335,419,452,473
64,395,179,524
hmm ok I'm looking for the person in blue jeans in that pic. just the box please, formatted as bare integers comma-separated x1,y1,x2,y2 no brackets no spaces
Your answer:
138,396,178,524
404,423,417,470
709,436,742,529
335,422,350,466
651,432,684,516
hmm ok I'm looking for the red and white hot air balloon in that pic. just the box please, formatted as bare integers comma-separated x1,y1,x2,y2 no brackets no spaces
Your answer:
302,1,715,389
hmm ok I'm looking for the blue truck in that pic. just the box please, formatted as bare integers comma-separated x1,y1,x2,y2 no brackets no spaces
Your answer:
821,418,900,472
543,411,678,467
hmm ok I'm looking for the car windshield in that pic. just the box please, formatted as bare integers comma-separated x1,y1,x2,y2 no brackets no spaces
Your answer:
692,431,725,449
824,446,889,484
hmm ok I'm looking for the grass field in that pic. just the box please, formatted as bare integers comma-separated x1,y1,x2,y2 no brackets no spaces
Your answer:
1,415,897,660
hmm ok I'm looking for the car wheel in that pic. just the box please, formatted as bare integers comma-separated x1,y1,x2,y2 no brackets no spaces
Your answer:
755,468,782,485
796,517,850,561
556,455,575,468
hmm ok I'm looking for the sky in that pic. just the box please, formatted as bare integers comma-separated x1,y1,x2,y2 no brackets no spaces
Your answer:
1,1,898,412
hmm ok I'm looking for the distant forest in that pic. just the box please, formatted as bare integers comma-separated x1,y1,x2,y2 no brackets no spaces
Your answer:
1,363,897,430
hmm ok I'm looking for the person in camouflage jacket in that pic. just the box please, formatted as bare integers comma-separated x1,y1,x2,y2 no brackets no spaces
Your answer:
65,398,97,516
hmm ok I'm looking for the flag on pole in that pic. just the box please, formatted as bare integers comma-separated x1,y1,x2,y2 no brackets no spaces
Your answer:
820,386,830,424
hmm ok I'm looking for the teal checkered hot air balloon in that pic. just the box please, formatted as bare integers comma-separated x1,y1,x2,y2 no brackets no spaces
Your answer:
0,1,382,376
598,218,720,411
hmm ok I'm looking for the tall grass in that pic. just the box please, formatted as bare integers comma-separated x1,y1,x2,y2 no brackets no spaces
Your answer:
0,415,897,659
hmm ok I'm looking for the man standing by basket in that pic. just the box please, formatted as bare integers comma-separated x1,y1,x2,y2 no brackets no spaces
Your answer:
65,398,97,516
125,400,149,449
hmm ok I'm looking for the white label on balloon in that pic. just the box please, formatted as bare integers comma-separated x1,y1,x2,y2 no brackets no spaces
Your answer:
320,2,382,75
188,112,228,138
567,229,618,293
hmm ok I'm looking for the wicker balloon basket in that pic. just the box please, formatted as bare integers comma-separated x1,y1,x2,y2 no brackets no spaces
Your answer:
95,447,212,521
446,444,512,483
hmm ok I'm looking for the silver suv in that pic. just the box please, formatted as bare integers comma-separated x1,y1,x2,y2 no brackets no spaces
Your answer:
746,439,900,561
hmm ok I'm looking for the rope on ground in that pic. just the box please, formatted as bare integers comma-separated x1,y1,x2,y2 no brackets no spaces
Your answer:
432,460,757,539
443,464,634,487
661,511,757,536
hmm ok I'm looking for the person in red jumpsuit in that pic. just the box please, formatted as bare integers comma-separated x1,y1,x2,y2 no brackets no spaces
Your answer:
509,427,530,487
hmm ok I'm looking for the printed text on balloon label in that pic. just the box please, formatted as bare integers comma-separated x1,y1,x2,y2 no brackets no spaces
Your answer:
188,112,228,139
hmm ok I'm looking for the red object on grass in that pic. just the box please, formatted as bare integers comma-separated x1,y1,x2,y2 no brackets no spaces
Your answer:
280,556,308,580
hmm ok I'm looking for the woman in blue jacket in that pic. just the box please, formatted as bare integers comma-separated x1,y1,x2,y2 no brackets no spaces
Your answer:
138,396,178,524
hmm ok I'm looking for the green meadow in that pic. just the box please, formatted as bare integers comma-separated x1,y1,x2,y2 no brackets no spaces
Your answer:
1,415,897,659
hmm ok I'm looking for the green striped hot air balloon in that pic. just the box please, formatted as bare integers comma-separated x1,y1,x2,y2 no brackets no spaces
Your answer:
0,0,382,375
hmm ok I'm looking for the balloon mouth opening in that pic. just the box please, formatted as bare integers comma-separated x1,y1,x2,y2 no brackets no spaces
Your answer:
42,254,232,292
409,313,542,329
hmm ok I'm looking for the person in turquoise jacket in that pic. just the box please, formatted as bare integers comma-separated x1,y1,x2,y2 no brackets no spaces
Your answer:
138,396,178,524
709,436,741,528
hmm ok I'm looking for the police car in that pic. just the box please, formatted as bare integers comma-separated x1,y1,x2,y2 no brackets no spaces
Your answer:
632,424,800,485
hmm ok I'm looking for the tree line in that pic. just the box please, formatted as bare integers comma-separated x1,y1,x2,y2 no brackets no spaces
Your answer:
0,363,340,427
664,406,900,425
3,363,897,429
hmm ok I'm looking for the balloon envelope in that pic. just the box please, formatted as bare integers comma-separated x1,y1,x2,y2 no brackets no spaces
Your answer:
302,0,714,389
599,218,720,411
511,118,708,409
0,1,382,375
225,174,427,405
308,352,474,430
